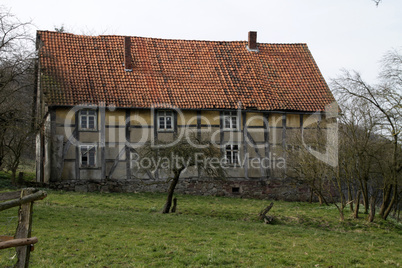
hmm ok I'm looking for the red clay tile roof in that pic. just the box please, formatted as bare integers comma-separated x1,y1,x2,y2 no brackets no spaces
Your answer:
37,31,335,112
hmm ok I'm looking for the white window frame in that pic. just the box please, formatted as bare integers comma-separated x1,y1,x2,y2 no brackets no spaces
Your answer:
79,109,97,131
225,143,240,165
80,145,97,168
222,111,239,130
157,110,174,131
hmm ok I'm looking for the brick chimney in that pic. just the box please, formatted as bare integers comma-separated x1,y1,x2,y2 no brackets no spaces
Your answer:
124,36,133,71
247,31,258,51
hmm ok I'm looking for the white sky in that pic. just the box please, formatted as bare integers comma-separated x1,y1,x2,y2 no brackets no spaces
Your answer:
3,0,401,84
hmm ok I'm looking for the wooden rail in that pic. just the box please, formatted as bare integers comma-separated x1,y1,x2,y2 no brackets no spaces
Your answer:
0,190,47,212
0,188,47,268
0,237,38,250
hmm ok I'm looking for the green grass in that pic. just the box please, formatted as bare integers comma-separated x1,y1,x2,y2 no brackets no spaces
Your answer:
1,189,401,267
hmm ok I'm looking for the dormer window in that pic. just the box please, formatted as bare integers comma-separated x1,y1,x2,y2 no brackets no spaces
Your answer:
157,111,174,131
79,109,97,131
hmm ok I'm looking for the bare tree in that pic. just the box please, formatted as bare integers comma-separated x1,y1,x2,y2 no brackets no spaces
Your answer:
339,97,382,213
286,127,333,206
286,116,356,221
136,133,226,213
338,101,396,221
332,48,402,220
286,49,401,222
0,6,36,182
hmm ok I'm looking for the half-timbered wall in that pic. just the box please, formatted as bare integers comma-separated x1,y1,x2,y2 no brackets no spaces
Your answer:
43,107,325,200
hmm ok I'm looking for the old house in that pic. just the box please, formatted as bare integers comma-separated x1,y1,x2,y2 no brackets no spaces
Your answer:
35,30,336,200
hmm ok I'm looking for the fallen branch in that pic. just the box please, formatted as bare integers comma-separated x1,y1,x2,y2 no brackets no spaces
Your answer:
259,202,274,224
259,202,274,220
263,216,275,224
0,237,38,250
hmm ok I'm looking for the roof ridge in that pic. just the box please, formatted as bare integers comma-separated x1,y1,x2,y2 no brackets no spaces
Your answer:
37,30,307,46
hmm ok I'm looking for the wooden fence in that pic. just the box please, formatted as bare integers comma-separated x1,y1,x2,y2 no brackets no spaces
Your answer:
0,188,47,268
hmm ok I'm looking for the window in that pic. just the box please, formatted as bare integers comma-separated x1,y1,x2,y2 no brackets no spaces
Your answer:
80,145,97,168
225,144,240,165
79,110,97,131
158,111,174,131
232,187,240,193
223,111,238,130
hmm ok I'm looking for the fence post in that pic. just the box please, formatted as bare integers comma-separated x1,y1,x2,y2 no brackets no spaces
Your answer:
15,188,34,268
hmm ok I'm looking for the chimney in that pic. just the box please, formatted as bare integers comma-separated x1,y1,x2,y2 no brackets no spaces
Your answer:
124,36,133,71
248,31,258,51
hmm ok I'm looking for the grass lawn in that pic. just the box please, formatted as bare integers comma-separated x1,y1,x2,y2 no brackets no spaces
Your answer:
0,186,401,267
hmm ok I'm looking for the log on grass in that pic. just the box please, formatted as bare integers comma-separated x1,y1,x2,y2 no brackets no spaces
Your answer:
0,237,38,250
263,215,275,224
258,202,274,221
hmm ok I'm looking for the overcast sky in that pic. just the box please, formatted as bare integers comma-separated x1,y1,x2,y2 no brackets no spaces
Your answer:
3,0,401,84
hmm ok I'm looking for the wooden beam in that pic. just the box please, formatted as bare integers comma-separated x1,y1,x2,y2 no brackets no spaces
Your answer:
50,109,56,142
125,109,131,180
282,114,286,148
0,191,47,212
0,237,38,250
242,111,248,179
300,114,304,129
196,110,201,139
197,110,201,178
108,146,126,178
15,189,35,268
246,132,264,177
100,106,106,180
152,109,159,180
153,108,158,142
219,111,224,147
58,128,77,180
173,110,178,137
263,113,271,178
75,111,80,180
40,123,45,183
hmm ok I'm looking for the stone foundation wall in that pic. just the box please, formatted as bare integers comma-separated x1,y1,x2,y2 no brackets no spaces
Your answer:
49,177,312,201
